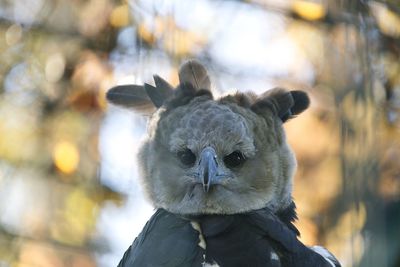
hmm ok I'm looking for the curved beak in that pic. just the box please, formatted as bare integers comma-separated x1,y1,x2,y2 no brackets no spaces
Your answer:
198,147,218,193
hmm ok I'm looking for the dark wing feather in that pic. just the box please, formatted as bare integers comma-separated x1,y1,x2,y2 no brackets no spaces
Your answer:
276,201,300,237
118,209,203,267
199,207,338,267
247,208,339,267
199,213,281,267
118,208,340,267
246,208,300,253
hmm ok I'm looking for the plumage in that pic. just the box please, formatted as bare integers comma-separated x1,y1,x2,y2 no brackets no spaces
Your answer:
153,75,174,93
106,84,155,112
108,60,341,266
178,60,211,90
148,75,174,107
118,204,339,267
118,209,204,267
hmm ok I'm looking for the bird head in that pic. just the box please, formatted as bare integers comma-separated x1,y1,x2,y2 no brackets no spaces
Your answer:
107,60,309,215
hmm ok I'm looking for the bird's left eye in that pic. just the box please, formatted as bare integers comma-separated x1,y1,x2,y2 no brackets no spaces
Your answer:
177,149,196,166
224,150,246,168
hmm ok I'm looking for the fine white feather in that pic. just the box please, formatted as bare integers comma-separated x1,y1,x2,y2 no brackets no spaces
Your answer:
190,221,207,250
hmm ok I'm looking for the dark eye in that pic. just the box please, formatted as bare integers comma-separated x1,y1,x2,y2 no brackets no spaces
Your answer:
177,149,196,166
224,150,246,168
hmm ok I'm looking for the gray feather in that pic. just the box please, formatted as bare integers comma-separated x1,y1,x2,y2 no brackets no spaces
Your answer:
153,75,174,92
250,88,310,122
178,60,211,90
106,84,155,113
145,75,174,108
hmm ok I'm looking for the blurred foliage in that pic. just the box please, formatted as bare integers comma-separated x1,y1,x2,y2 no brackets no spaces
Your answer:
0,0,400,266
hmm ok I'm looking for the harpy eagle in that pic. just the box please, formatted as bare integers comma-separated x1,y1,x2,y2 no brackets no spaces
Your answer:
106,60,341,267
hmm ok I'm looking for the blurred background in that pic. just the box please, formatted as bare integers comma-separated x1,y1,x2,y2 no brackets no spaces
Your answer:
0,0,400,266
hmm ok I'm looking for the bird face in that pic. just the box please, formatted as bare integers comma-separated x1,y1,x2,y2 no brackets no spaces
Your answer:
138,97,297,215
106,60,309,215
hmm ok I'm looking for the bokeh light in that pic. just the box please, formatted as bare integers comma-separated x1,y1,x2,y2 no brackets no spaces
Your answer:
53,141,80,175
292,0,326,21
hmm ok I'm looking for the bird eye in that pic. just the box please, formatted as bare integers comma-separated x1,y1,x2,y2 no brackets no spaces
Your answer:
224,150,246,168
177,149,196,166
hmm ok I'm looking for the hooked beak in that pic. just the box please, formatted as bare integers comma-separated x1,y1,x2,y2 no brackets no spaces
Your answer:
198,147,218,193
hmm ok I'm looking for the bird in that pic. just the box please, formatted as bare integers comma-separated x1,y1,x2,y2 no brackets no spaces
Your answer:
106,60,341,267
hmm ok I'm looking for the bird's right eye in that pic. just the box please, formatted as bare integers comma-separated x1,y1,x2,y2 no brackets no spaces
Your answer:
177,149,196,166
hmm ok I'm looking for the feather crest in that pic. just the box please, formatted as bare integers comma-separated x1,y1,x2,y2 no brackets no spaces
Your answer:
106,84,155,113
178,60,211,90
